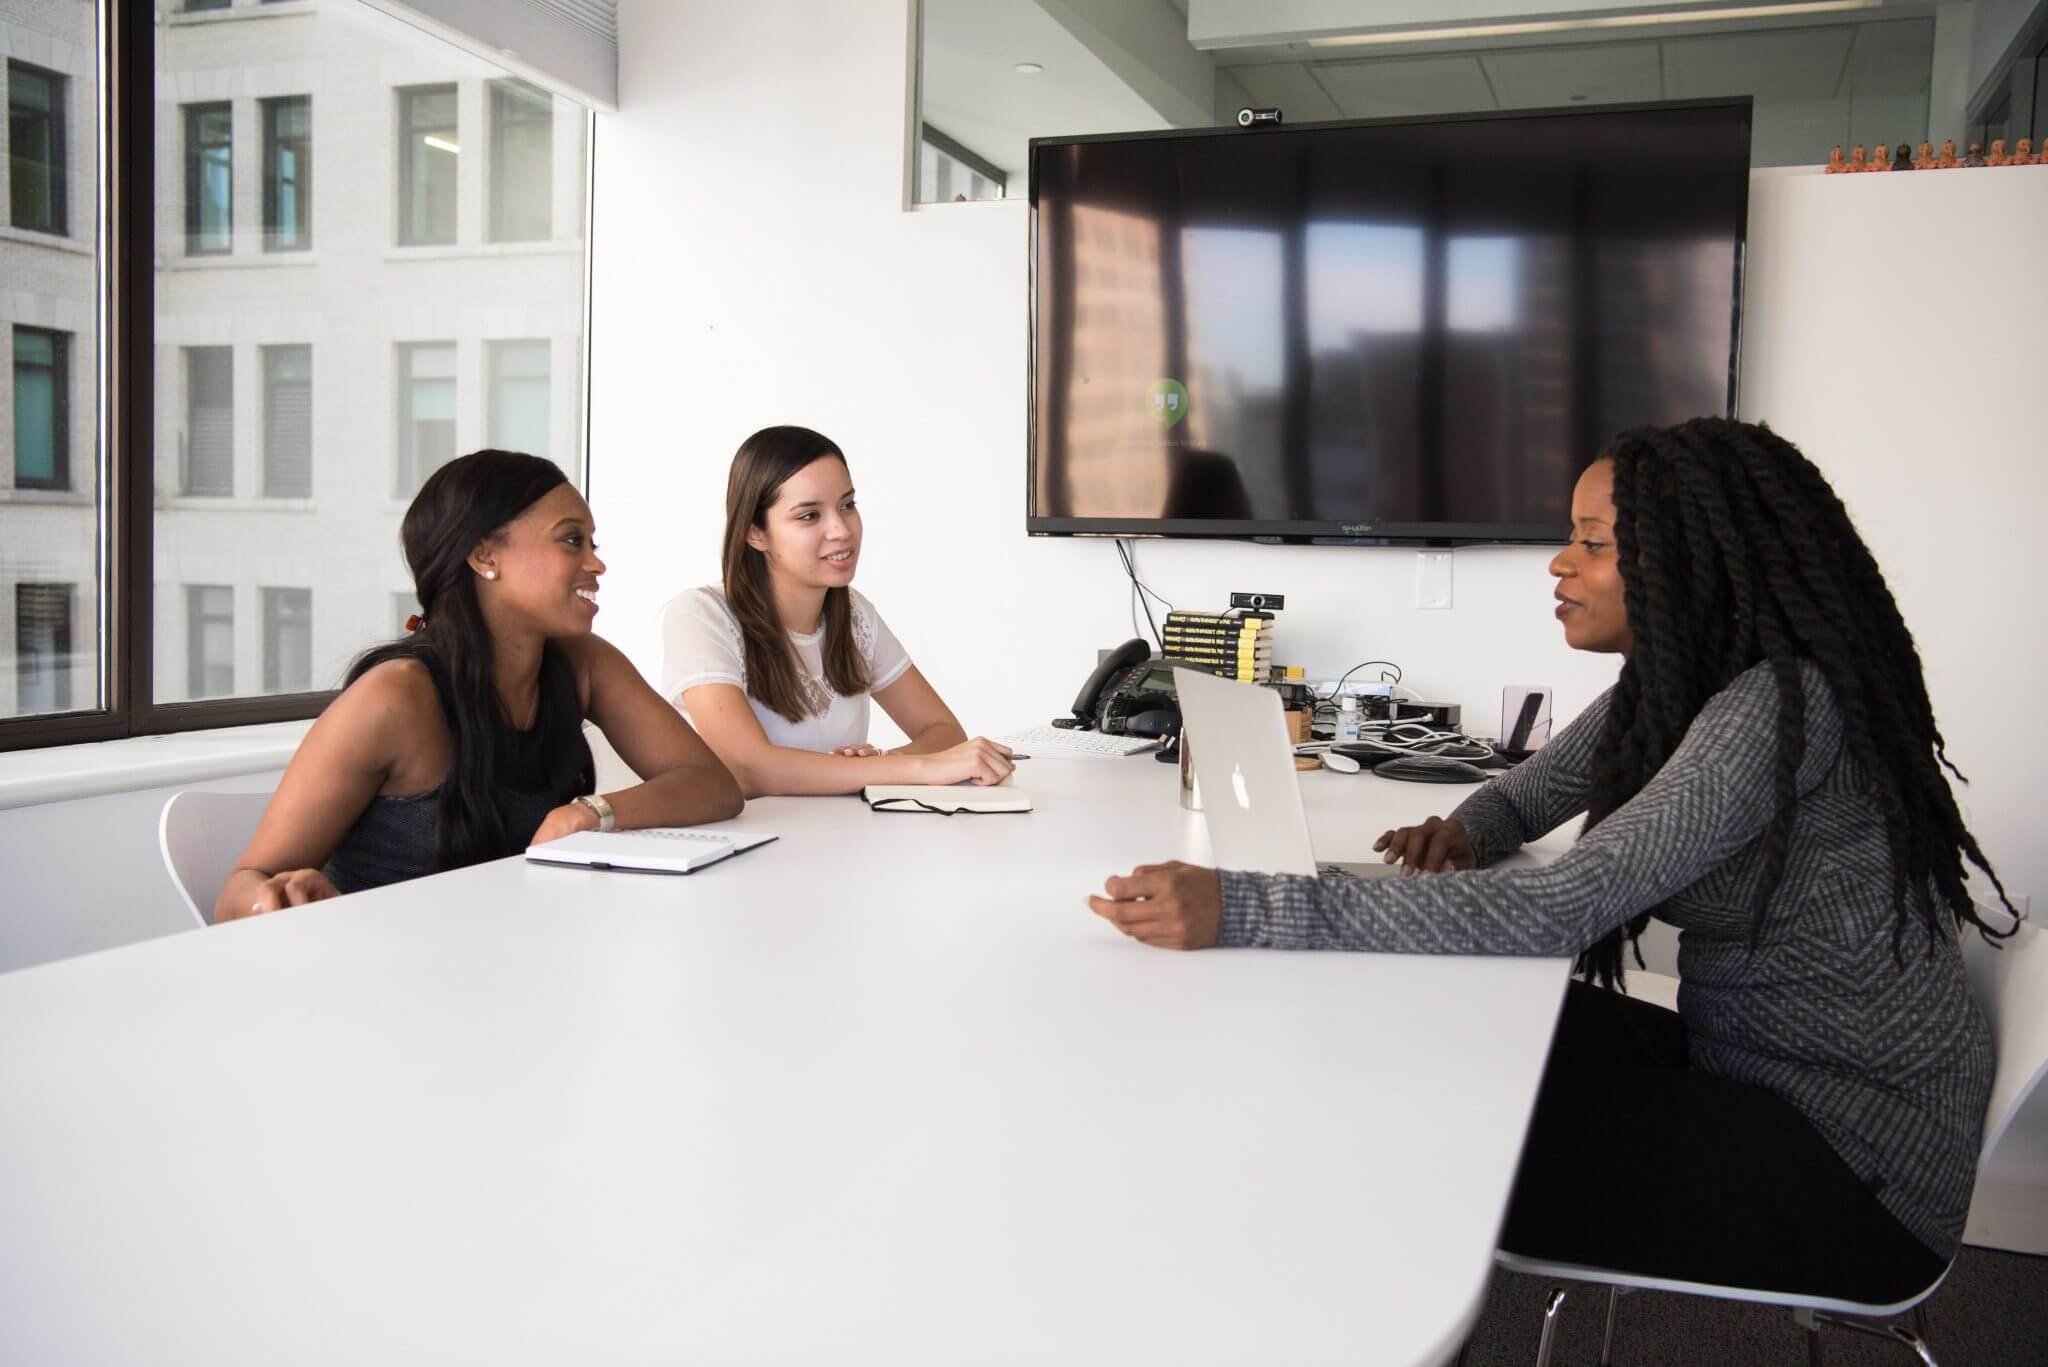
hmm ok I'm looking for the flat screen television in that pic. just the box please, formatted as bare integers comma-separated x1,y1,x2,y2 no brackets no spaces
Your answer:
1027,98,1751,545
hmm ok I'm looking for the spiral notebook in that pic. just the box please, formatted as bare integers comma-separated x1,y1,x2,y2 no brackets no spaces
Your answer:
525,826,778,875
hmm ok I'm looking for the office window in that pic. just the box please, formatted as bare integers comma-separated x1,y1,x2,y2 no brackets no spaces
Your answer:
12,327,69,490
14,584,74,716
487,340,550,459
185,585,234,700
183,347,233,496
261,96,311,251
398,85,458,245
489,80,551,242
397,342,455,496
8,60,68,235
261,587,312,694
261,345,312,498
184,102,233,255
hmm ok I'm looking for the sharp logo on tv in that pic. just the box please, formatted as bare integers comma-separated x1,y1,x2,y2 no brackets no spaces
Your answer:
1146,378,1188,427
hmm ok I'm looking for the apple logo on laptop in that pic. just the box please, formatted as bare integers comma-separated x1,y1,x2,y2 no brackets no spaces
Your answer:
1231,763,1252,810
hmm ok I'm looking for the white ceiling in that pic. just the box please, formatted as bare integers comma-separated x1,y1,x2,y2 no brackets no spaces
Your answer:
919,0,1942,190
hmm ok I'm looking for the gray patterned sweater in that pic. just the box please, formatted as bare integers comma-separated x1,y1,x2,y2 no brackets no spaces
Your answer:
1218,662,1992,1257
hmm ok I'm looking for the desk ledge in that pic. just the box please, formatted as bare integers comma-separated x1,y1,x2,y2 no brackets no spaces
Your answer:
0,721,308,812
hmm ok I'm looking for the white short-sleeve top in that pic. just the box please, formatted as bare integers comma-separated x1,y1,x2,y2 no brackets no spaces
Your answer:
659,586,913,754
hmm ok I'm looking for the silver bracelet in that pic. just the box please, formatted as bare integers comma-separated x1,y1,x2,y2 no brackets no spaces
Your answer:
572,793,615,833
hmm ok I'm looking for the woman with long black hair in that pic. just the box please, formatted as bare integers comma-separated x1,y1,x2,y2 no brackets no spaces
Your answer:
1088,418,2014,1301
218,450,741,919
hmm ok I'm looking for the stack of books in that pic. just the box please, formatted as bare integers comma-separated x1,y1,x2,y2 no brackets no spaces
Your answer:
1162,610,1274,683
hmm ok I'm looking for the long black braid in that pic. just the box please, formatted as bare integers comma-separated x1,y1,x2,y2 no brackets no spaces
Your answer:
1577,417,2015,990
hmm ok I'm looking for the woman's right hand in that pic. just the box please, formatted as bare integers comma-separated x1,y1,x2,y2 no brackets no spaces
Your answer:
916,738,1016,787
1374,816,1474,874
241,868,342,917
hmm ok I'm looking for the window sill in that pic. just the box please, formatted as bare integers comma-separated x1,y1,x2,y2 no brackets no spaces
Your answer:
385,240,581,262
0,719,309,813
0,487,91,506
0,224,93,255
165,4,311,27
158,252,322,271
157,496,315,512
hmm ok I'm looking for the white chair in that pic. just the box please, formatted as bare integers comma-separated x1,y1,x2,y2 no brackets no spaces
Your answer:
158,791,271,927
1494,911,2048,1367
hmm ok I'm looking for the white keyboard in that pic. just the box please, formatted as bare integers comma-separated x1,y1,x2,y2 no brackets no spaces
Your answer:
997,724,1162,759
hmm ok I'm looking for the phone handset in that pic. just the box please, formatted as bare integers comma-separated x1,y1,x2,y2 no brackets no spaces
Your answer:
1071,637,1152,728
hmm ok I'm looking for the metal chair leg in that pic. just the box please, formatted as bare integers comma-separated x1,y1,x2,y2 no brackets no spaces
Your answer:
1807,1310,1938,1367
1533,1285,1568,1367
1598,1284,1621,1366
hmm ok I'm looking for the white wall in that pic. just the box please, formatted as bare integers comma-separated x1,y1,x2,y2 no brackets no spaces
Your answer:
591,0,2045,930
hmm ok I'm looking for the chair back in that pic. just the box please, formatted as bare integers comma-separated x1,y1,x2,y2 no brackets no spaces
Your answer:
1963,907,2048,1164
158,791,270,927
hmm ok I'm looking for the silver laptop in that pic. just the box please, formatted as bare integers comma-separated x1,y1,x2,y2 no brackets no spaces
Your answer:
1174,667,1401,880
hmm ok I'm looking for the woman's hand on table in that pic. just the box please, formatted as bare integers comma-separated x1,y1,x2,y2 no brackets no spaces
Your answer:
529,800,601,847
1088,861,1222,950
243,868,341,916
1375,816,1474,874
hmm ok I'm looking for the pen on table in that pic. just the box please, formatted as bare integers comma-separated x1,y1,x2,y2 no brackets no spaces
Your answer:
1008,753,1031,761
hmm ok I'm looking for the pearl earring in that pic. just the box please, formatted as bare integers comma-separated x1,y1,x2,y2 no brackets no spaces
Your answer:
483,570,497,581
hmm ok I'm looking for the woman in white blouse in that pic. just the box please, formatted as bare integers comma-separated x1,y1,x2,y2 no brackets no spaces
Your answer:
660,425,1013,797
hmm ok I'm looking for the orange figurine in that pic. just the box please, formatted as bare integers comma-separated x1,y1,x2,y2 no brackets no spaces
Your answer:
1865,142,1890,172
1912,141,1936,170
1848,144,1870,172
1987,138,2009,166
2014,137,2035,166
1825,145,1848,173
1937,139,1960,168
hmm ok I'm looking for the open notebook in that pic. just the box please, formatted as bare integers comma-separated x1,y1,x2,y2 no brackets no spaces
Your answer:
862,785,1032,815
525,827,779,875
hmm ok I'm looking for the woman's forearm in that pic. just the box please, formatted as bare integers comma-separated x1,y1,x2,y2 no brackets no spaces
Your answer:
723,745,946,798
893,719,967,755
606,759,745,828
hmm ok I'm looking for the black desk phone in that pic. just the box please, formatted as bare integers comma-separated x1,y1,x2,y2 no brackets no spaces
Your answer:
1071,638,1182,737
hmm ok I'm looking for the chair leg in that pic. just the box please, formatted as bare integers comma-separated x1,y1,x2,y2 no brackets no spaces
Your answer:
1807,1310,1938,1367
1533,1285,1568,1367
1598,1284,1621,1366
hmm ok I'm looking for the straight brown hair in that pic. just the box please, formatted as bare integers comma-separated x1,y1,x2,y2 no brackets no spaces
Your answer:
721,425,870,723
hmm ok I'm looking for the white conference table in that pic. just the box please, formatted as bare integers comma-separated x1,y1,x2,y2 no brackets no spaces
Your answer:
0,753,1576,1366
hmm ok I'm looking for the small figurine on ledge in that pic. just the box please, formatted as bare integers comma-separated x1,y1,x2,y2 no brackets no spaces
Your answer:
1987,138,2010,167
1848,144,1871,172
1912,141,1936,170
1891,143,1913,172
1966,141,1987,167
1826,145,1848,173
1937,139,1960,168
2015,137,2036,166
1865,142,1890,172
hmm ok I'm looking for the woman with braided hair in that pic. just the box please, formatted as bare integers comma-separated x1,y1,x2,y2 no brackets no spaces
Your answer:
1088,417,2013,1301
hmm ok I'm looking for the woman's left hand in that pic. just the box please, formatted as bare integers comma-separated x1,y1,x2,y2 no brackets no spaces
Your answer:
530,801,601,846
1088,861,1223,950
832,744,882,758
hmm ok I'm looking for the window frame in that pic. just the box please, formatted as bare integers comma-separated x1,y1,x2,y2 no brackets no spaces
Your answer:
183,98,233,256
8,59,70,236
260,94,312,252
11,325,71,491
397,82,458,247
0,3,598,753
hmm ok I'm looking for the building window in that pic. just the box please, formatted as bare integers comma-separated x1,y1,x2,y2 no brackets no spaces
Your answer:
487,340,550,459
185,585,234,700
183,347,234,496
397,342,455,496
14,584,74,715
261,345,312,497
12,326,70,490
8,60,68,236
261,96,311,251
261,587,312,694
398,84,458,246
489,79,551,242
184,101,233,255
